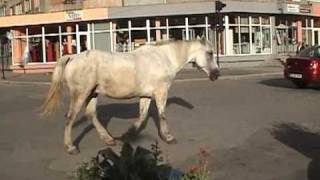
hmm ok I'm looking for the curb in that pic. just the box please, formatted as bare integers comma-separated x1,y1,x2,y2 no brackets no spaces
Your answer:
0,80,51,86
0,72,283,86
175,72,283,82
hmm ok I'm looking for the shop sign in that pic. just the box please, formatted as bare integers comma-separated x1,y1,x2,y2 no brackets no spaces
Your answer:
65,10,83,21
300,4,311,14
286,4,300,13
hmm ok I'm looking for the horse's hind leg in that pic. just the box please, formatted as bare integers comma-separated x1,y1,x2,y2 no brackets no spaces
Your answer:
85,96,116,146
64,91,87,154
154,88,177,144
123,97,151,138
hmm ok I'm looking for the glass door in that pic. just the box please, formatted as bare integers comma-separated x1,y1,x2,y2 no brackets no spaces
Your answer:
313,29,320,46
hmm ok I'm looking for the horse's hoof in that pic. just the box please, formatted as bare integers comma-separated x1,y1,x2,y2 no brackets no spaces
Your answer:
160,134,178,144
105,139,117,146
166,137,178,144
66,146,80,155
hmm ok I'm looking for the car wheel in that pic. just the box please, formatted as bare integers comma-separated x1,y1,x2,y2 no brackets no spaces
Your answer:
293,80,308,88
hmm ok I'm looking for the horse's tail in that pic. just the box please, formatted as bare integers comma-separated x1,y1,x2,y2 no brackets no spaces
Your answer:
41,55,72,116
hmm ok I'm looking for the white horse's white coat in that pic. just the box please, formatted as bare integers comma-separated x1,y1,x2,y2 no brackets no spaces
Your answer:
42,39,220,154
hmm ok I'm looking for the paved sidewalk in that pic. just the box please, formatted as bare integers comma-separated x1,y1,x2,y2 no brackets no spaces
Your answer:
0,61,284,85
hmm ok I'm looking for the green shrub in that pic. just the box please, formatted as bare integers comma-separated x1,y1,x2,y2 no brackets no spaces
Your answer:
75,141,175,180
75,142,210,180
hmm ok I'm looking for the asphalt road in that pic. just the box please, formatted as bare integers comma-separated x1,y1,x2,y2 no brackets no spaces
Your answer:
0,75,320,180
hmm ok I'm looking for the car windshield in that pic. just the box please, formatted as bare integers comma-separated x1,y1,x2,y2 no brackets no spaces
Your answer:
297,46,320,58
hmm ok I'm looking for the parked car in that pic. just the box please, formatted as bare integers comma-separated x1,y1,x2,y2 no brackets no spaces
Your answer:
284,46,320,88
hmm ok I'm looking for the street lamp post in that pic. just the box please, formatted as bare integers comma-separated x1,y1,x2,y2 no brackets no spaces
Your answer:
215,0,226,67
0,36,6,80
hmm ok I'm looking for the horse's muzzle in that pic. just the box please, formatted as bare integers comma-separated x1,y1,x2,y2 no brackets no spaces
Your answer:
209,69,220,81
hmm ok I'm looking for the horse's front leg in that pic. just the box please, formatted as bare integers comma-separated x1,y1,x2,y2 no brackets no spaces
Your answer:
154,88,177,144
85,96,116,146
123,97,151,138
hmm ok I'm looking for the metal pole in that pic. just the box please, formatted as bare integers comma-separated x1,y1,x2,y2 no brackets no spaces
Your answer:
216,11,220,67
1,37,5,79
1,52,5,80
216,26,219,67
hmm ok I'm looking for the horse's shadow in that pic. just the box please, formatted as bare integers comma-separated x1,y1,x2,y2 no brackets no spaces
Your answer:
271,123,320,180
73,96,194,147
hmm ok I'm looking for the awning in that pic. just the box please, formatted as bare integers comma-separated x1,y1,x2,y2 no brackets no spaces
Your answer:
108,2,216,19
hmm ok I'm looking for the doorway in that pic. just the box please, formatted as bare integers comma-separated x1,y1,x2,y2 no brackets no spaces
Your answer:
313,29,320,46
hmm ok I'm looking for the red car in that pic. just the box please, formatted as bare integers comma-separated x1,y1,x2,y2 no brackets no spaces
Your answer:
284,46,320,88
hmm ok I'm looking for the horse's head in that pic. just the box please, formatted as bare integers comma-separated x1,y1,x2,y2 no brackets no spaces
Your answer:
189,37,220,81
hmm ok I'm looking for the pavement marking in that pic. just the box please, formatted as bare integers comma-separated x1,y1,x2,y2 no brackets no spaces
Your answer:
0,72,283,86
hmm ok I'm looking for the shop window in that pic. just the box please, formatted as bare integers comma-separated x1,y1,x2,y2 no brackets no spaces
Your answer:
189,28,206,40
44,36,60,62
208,28,225,55
93,22,111,52
252,16,260,25
240,27,250,54
61,24,77,55
24,0,31,13
288,27,297,45
113,20,129,52
130,19,147,50
307,29,312,46
12,28,27,65
261,17,270,25
227,15,272,55
188,16,205,26
13,3,22,15
28,37,43,63
188,16,206,40
115,31,129,52
169,28,184,41
252,26,261,53
169,16,185,26
9,7,14,16
314,19,320,28
32,0,40,10
150,18,167,43
302,29,307,43
150,29,167,43
307,18,312,27
28,26,42,36
168,17,186,41
228,15,238,25
44,24,59,35
131,30,147,50
228,26,239,54
131,18,146,28
0,6,6,16
240,16,249,25
262,27,271,53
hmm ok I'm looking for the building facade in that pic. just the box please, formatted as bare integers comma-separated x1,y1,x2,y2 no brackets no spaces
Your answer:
0,0,320,73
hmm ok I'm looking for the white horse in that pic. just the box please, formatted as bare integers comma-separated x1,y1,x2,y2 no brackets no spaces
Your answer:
42,38,220,154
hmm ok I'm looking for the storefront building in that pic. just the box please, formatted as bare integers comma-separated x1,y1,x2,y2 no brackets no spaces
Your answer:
0,0,319,73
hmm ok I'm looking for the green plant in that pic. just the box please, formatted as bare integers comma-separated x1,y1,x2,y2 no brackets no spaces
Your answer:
76,159,100,180
180,148,210,180
75,143,211,180
75,141,173,180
